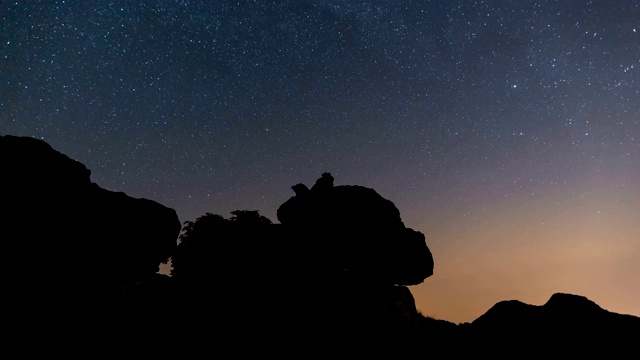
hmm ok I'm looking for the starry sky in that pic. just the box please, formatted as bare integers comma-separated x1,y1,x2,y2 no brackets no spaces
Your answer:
2,0,639,324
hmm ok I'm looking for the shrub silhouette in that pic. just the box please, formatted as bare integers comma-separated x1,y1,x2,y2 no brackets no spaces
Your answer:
170,210,274,282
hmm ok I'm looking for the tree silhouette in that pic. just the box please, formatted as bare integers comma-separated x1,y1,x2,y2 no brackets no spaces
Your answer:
230,209,272,225
170,210,272,281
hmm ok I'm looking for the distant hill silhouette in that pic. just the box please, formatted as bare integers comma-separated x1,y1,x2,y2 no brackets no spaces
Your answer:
408,292,640,357
460,292,640,357
1,135,637,357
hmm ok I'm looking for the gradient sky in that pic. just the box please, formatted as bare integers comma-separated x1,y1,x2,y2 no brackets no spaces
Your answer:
2,0,639,324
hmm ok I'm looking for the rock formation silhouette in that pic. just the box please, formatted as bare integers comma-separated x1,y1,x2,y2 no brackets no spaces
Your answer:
2,135,638,357
0,135,181,345
277,172,434,286
163,173,435,355
275,172,434,354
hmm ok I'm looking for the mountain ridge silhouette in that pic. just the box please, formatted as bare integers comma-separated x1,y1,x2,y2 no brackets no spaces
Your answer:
472,292,637,326
444,292,639,357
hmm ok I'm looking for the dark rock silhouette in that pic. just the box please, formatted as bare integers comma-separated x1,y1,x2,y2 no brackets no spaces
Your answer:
163,174,435,355
0,135,180,341
310,171,334,190
291,182,309,195
277,172,434,286
2,135,638,357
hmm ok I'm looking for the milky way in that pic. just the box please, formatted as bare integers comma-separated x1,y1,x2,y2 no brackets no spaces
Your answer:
2,0,639,323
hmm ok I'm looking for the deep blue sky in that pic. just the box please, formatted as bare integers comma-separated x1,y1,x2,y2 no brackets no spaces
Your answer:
2,0,639,323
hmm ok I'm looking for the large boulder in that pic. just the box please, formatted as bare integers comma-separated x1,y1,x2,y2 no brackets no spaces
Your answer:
277,172,434,286
270,173,436,355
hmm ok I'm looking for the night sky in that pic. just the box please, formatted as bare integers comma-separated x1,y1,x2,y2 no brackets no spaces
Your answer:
2,0,639,324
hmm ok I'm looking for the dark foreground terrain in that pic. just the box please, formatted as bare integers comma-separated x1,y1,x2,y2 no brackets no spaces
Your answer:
2,134,637,357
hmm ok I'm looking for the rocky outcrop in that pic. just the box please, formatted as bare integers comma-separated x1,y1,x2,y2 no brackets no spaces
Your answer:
277,172,434,286
157,173,435,355
0,135,181,309
3,136,637,356
274,173,434,354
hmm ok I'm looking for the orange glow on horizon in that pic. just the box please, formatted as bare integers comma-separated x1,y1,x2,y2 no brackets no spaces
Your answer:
410,184,640,324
